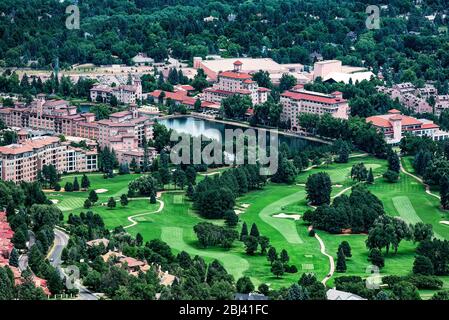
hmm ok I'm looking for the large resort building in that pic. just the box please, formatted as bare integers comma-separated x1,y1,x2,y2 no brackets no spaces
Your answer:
90,78,143,104
0,136,98,183
280,85,350,131
0,96,155,182
366,109,449,144
202,61,271,106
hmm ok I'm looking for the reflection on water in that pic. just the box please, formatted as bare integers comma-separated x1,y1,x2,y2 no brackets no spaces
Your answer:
158,116,321,151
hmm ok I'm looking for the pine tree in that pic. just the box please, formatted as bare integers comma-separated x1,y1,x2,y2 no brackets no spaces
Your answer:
136,233,143,246
250,223,260,237
150,192,157,204
83,199,92,209
387,149,400,173
224,210,239,227
267,247,277,265
120,194,128,206
186,183,194,198
240,222,248,241
336,249,347,273
107,197,116,209
88,190,98,203
440,175,449,210
81,174,90,190
338,241,352,258
280,249,290,264
367,168,374,184
73,177,80,191
9,248,19,267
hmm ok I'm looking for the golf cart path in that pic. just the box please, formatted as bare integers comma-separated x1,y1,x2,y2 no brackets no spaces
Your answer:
400,162,440,200
315,232,335,285
124,199,165,229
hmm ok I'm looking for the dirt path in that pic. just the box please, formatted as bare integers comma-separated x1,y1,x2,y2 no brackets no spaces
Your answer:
400,162,440,200
123,199,165,229
315,232,335,285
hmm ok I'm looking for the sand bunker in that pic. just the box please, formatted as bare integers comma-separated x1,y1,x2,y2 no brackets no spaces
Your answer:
50,199,59,204
296,183,306,187
241,203,250,208
95,189,108,194
234,209,244,215
333,184,343,187
273,213,301,221
440,221,449,225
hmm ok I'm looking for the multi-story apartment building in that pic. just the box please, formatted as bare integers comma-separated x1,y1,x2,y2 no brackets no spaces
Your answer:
90,78,142,104
280,87,349,131
0,136,98,183
0,97,155,167
202,61,270,105
366,109,449,144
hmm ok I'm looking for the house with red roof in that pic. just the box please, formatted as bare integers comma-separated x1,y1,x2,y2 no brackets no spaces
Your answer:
280,87,349,131
202,61,271,106
366,109,449,144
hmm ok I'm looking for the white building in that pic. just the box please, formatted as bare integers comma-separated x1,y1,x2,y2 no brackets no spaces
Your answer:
90,78,142,104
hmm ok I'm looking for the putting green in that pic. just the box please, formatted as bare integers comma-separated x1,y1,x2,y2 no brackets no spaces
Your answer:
161,227,249,279
56,197,85,211
259,190,305,244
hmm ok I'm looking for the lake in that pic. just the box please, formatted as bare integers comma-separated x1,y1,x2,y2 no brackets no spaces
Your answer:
158,116,323,150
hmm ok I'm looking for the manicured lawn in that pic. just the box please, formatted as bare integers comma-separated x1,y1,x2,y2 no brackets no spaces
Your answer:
51,155,449,296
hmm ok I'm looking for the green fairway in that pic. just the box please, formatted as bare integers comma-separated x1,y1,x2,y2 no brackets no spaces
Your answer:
52,155,449,294
392,196,422,225
161,227,250,279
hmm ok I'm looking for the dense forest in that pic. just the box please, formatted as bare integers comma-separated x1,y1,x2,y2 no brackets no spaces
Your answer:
1,0,449,84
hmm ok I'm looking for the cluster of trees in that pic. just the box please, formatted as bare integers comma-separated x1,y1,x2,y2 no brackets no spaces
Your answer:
304,186,384,234
0,266,49,300
299,114,387,157
192,165,266,219
63,175,90,193
193,222,239,249
350,163,374,184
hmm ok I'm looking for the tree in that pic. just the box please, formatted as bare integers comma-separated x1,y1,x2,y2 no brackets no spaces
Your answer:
306,172,332,205
368,248,385,268
9,248,19,267
413,255,434,275
267,247,277,265
387,149,401,173
186,183,195,199
350,163,368,182
286,284,309,300
258,236,270,255
411,222,433,243
250,223,259,237
236,276,255,294
392,281,421,300
120,194,128,206
224,210,239,227
271,260,285,278
280,249,290,265
258,283,270,296
81,174,90,190
440,175,449,210
270,155,297,184
240,222,248,241
136,233,144,247
383,170,399,183
336,249,347,273
64,182,74,192
73,177,80,191
338,241,352,258
150,193,157,204
279,73,297,92
107,197,116,209
89,190,98,203
83,199,92,209
367,168,374,184
191,68,209,92
12,229,27,250
244,236,259,255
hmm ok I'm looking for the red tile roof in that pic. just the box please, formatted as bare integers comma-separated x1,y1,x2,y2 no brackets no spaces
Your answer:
234,60,243,66
281,91,346,104
218,71,252,80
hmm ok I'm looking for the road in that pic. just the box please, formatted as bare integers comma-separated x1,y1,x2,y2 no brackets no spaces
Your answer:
18,230,35,271
49,228,98,300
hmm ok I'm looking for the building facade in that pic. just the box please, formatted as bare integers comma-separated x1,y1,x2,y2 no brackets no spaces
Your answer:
90,78,142,104
202,61,270,106
366,109,449,144
0,136,98,183
280,87,349,131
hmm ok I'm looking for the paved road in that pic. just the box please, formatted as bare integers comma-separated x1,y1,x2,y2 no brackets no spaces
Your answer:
18,230,35,271
49,229,98,300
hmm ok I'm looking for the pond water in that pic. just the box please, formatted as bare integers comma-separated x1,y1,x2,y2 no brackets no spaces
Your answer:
158,116,322,151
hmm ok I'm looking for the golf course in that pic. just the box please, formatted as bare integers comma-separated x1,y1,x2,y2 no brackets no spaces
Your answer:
47,154,449,295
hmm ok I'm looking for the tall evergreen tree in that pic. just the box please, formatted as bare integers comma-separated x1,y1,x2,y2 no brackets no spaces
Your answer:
9,248,19,267
336,249,347,273
240,222,248,241
440,175,449,210
250,223,259,237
